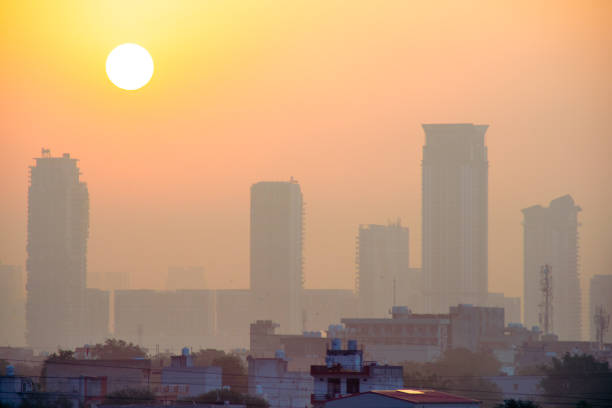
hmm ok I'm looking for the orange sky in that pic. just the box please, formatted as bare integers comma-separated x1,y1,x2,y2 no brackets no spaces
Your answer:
1,1,611,304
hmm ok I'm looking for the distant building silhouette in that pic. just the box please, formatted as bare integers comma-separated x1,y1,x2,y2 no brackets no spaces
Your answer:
166,266,206,290
589,274,612,343
422,124,489,313
26,150,89,350
0,263,25,346
250,180,303,334
522,195,582,340
356,221,410,317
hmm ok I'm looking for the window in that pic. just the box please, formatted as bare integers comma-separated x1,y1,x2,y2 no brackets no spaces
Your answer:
347,378,360,394
327,378,341,396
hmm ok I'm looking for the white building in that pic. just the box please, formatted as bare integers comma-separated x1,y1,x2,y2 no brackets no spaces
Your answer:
310,339,403,407
162,348,222,398
247,351,312,408
422,124,489,314
522,195,581,340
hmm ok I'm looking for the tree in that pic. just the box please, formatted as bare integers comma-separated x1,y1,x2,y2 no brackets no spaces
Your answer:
403,348,503,408
102,388,155,405
540,353,612,408
496,400,540,408
212,354,248,393
190,389,268,408
192,348,226,367
41,349,75,390
92,338,147,359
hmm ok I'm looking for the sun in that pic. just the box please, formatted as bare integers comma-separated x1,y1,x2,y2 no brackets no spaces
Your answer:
106,43,154,91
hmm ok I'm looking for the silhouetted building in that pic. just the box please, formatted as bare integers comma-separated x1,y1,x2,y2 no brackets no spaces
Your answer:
486,292,521,325
449,304,504,352
114,289,215,349
356,222,410,317
215,289,252,349
0,263,25,346
322,390,480,408
250,180,303,334
336,307,450,364
83,288,110,344
166,266,206,290
590,274,612,343
161,348,221,398
302,289,358,332
522,195,581,340
250,320,328,372
422,124,489,313
26,150,89,350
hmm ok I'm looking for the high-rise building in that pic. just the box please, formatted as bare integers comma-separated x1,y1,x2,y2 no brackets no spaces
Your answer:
0,263,25,346
83,288,110,344
422,124,489,313
26,150,89,350
166,266,206,290
589,274,612,343
250,180,303,334
522,195,581,340
356,221,410,317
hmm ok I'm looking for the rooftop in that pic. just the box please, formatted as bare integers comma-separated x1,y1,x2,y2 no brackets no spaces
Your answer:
372,389,479,404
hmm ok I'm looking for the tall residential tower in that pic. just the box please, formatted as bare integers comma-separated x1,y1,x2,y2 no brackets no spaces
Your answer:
26,150,89,350
422,124,489,313
250,180,303,333
356,221,410,317
522,195,581,340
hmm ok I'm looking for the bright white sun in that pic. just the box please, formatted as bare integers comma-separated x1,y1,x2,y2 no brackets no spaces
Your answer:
106,43,154,91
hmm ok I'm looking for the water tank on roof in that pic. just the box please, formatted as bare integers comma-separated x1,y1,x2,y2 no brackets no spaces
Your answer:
6,365,14,377
331,338,341,350
275,350,286,360
182,347,190,356
347,339,358,351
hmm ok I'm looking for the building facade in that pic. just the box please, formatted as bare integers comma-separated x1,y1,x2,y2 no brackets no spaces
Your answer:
337,307,450,364
250,180,303,334
26,150,89,350
356,222,410,317
422,124,489,313
522,195,581,340
310,340,403,407
248,352,312,408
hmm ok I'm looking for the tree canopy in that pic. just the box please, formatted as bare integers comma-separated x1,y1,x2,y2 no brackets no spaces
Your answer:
102,388,156,405
403,348,503,408
540,353,612,408
496,400,540,408
92,338,147,359
190,389,268,408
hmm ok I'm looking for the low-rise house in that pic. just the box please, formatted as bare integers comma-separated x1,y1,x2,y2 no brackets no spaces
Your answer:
45,358,151,394
161,348,221,398
322,389,480,408
310,339,403,407
248,351,312,408
0,366,35,407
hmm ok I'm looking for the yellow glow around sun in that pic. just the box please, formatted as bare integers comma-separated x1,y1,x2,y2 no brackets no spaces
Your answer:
106,43,154,90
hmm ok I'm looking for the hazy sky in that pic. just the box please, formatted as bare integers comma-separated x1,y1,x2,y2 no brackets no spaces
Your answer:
1,1,611,302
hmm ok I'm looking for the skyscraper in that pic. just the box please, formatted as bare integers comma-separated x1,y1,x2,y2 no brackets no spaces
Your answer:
422,124,489,313
356,221,410,317
26,150,89,350
250,179,303,334
522,195,581,340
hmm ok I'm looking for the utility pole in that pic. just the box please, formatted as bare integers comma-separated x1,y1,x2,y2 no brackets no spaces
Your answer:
593,305,610,351
539,264,553,335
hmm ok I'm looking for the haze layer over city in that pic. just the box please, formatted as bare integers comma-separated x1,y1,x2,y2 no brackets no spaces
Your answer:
0,2,612,407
